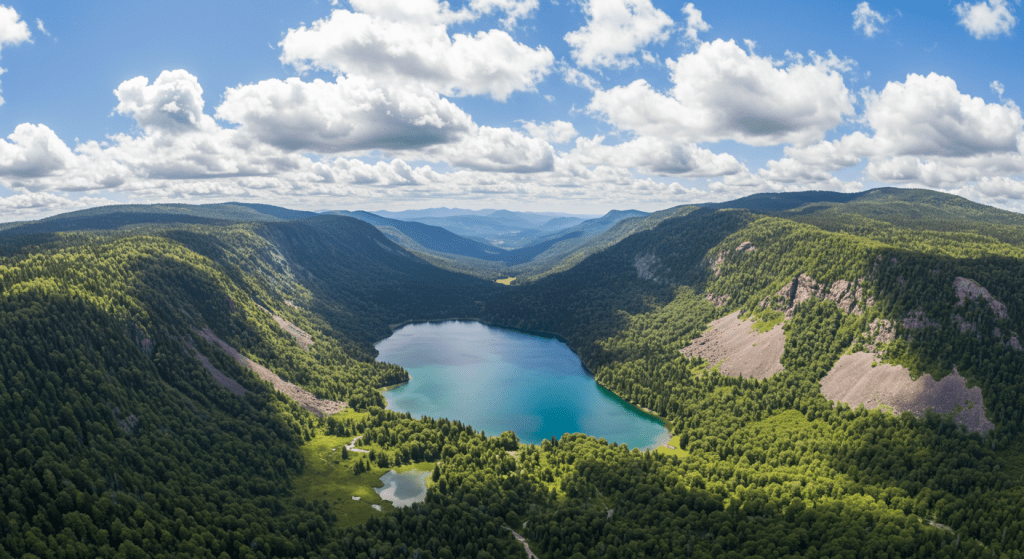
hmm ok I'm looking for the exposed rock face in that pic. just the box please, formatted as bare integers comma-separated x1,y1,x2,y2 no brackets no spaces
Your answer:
112,407,140,434
952,314,977,334
680,311,785,380
764,273,866,317
820,354,994,433
258,305,314,350
954,277,1008,319
634,253,660,281
903,311,939,330
704,292,730,308
865,319,895,352
196,327,345,417
735,241,756,252
710,251,726,276
185,340,249,397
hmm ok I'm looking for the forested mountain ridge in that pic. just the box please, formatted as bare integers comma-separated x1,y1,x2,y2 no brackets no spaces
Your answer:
3,189,1024,558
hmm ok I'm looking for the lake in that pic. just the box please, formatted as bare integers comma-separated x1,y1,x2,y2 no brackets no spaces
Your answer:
375,320,670,448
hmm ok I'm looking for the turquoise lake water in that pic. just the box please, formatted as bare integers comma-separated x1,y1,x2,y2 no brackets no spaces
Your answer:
375,320,670,448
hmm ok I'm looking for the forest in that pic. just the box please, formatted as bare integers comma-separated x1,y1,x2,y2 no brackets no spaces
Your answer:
2,189,1024,558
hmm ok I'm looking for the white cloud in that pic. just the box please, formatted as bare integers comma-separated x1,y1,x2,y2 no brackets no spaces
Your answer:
745,72,1024,198
0,5,31,107
114,70,214,134
0,192,117,222
860,72,1023,157
975,175,1024,199
216,76,473,153
35,18,48,37
570,135,744,176
956,0,1017,39
0,5,29,48
279,3,553,101
468,0,539,29
681,3,710,43
991,80,1005,99
564,0,674,69
440,126,555,173
521,120,578,143
561,64,600,91
588,39,856,146
852,2,887,37
0,123,76,179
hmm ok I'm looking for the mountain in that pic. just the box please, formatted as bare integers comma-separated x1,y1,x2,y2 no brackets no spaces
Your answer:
2,189,1023,557
0,202,312,239
370,207,497,220
323,210,507,262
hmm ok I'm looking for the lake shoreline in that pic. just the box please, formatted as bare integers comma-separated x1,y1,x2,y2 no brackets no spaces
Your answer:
375,319,672,449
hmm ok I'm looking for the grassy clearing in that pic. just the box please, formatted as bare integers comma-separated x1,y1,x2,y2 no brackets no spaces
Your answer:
495,276,516,285
655,434,687,459
294,432,438,528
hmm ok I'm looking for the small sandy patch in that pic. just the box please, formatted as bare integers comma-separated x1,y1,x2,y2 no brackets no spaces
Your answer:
196,327,345,417
820,352,993,433
680,311,785,380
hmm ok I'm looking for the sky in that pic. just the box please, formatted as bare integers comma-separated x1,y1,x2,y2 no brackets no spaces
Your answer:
0,0,1022,221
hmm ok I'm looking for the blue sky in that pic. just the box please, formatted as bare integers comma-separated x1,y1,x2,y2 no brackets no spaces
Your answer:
0,0,1021,220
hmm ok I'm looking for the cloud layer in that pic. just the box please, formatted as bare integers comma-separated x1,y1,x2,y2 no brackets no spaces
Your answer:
1,1,1022,219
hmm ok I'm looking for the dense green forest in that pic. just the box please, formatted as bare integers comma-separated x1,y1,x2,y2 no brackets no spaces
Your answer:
3,190,1024,557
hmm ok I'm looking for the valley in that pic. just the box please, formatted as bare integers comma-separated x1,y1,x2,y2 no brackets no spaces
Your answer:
2,188,1024,558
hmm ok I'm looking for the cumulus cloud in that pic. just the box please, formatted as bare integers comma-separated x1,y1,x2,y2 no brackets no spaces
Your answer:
114,70,214,134
955,0,1017,39
564,0,674,69
35,18,48,37
852,2,887,37
217,76,473,153
588,39,856,146
0,5,29,48
440,126,555,173
975,175,1024,199
279,2,553,101
0,5,31,106
859,72,1023,157
570,135,744,176
521,120,578,144
747,72,1024,198
467,0,539,29
0,192,117,222
0,123,76,179
681,3,710,43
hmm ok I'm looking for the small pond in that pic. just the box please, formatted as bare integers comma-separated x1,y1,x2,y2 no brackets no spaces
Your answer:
375,470,431,508
375,320,670,448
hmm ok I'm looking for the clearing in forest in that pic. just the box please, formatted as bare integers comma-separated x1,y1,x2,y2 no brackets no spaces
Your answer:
680,311,785,380
820,352,994,433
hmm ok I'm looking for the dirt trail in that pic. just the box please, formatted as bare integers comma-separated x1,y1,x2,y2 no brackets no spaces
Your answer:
680,311,785,380
820,352,993,433
508,529,538,559
346,435,370,453
185,341,249,397
195,327,345,417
